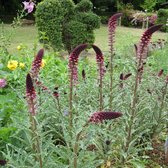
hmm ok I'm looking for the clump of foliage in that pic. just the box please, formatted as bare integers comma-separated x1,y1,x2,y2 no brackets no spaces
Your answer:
35,0,100,53
1,7,168,167
157,9,168,32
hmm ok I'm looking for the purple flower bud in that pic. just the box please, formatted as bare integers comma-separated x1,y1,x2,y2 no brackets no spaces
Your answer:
158,69,164,77
0,160,7,166
0,79,7,88
124,73,132,80
82,69,86,81
53,87,59,98
120,73,124,80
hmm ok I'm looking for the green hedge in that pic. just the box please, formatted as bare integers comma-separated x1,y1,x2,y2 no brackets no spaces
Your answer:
157,9,168,32
35,0,100,53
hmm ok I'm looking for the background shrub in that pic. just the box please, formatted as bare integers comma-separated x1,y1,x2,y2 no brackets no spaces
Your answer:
35,0,100,53
157,9,168,32
75,0,93,12
35,0,64,50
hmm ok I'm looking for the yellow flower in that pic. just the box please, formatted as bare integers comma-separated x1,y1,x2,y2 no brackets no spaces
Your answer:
17,45,22,50
19,63,25,69
41,59,46,68
7,60,18,70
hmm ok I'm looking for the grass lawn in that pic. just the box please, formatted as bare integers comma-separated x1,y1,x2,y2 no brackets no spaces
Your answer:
3,24,167,54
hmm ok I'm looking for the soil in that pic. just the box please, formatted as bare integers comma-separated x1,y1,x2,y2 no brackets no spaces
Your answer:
146,139,168,168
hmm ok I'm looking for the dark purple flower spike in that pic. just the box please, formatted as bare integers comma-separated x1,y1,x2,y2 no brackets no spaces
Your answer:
92,44,105,78
136,25,162,83
68,44,88,84
30,49,44,79
123,25,162,158
68,44,88,128
136,25,162,60
108,13,122,110
26,73,43,167
26,73,36,116
92,45,105,111
108,13,123,52
89,111,122,123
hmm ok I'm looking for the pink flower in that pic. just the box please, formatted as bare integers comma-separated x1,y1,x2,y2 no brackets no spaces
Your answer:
22,1,35,13
0,79,7,88
89,111,122,123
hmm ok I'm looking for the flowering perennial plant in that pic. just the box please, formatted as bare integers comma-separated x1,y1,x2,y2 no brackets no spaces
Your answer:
108,13,122,110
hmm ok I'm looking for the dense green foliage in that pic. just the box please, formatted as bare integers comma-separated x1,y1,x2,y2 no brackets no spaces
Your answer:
157,8,168,32
35,0,100,52
0,20,168,167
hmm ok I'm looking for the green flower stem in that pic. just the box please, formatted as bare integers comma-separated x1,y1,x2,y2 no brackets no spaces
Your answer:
73,123,88,168
29,103,43,168
122,58,142,163
69,68,73,129
99,63,103,111
109,51,114,110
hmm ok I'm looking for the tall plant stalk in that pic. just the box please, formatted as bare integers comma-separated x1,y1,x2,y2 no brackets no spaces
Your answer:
68,44,88,129
92,45,105,111
122,25,162,163
108,13,122,110
26,74,43,168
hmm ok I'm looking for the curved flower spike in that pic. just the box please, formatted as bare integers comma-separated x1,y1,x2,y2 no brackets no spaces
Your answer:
137,24,162,60
68,44,88,83
92,44,105,77
89,111,122,123
108,13,123,52
30,49,44,79
26,73,36,115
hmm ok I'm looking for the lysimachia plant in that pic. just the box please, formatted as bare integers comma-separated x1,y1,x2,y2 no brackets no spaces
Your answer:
1,11,168,168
